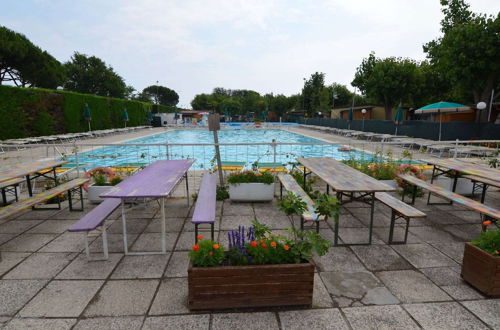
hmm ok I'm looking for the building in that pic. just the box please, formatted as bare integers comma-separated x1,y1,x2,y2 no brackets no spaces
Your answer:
330,105,409,120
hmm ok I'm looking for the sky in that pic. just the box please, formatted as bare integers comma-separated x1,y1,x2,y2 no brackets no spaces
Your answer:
2,0,499,108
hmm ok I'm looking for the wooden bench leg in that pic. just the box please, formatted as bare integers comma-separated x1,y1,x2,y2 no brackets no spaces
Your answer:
388,210,410,245
211,223,214,241
195,224,199,243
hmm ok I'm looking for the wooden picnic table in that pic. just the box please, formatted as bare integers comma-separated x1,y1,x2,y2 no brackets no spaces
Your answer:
101,159,194,255
297,157,395,245
0,160,68,198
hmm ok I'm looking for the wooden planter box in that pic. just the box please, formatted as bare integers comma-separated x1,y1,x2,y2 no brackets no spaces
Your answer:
461,242,500,297
188,260,314,310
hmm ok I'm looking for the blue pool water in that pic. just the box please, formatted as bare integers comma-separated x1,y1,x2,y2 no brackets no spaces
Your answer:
67,129,372,169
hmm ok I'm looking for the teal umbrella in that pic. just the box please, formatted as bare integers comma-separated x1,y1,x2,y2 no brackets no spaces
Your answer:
123,109,129,128
415,101,471,141
83,103,91,131
394,106,404,135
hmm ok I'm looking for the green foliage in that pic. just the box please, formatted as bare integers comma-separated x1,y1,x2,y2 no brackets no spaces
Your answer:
471,230,500,256
314,193,341,223
342,152,399,180
290,170,318,196
141,85,179,106
216,185,229,200
252,220,272,240
277,191,307,217
64,52,127,98
110,176,123,186
188,239,225,267
93,173,108,186
285,226,331,262
227,171,274,185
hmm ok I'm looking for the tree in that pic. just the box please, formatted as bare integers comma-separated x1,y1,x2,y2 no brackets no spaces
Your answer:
302,72,326,116
64,52,127,98
423,0,500,121
0,26,65,88
142,85,179,106
352,53,419,119
191,93,211,110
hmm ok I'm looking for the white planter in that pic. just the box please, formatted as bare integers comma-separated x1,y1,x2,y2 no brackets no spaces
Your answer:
88,185,113,203
229,183,275,202
378,179,398,189
434,177,474,196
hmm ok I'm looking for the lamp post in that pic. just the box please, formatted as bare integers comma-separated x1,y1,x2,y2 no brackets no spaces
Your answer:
361,108,367,131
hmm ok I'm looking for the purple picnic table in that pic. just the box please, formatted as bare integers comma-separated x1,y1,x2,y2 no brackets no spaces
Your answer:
101,159,194,255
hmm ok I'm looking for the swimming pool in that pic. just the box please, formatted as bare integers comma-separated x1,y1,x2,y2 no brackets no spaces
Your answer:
67,129,372,169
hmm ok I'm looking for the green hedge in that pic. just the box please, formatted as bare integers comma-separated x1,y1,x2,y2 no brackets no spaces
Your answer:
0,85,176,140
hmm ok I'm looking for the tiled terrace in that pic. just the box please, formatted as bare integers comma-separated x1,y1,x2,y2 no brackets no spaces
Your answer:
0,185,498,330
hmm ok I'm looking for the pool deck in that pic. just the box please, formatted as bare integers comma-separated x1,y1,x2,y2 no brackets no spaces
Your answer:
0,181,499,329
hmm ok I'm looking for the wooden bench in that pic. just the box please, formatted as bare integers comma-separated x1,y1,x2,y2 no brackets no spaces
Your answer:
0,177,24,205
68,198,122,260
463,175,500,203
192,173,217,243
398,174,500,230
278,173,324,232
375,192,426,244
0,178,89,221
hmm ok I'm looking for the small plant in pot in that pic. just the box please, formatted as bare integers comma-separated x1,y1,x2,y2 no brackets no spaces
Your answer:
84,167,123,203
461,228,500,297
227,170,275,202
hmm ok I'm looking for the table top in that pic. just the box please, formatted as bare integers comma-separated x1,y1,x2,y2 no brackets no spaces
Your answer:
425,158,500,182
0,160,68,184
297,157,396,193
101,159,194,199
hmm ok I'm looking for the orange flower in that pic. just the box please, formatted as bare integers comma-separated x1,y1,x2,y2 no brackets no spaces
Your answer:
197,235,204,241
283,245,289,250
270,241,277,248
261,243,267,248
259,239,264,243
494,250,499,255
483,220,492,226
213,243,220,249
209,251,213,255
251,241,257,247
192,244,199,252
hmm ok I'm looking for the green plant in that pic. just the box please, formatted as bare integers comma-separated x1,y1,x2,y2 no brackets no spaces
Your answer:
285,226,331,262
216,185,229,200
471,229,500,256
277,191,307,218
109,176,123,186
227,171,274,185
189,237,225,267
314,193,341,223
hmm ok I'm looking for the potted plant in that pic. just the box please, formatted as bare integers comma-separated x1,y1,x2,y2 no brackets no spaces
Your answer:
187,220,331,310
395,164,425,198
227,170,275,202
84,167,123,203
461,228,500,297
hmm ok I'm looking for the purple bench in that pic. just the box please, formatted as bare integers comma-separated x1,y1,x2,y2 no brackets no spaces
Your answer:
69,198,121,260
192,173,217,243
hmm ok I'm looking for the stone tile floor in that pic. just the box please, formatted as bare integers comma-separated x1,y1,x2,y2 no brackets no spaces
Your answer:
0,190,499,330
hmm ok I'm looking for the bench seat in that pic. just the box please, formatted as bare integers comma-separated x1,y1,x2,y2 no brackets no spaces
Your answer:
0,177,24,205
0,178,89,221
375,192,426,244
278,173,324,232
192,173,217,242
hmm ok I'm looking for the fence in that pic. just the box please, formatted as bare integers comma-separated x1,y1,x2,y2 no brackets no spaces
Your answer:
299,118,500,141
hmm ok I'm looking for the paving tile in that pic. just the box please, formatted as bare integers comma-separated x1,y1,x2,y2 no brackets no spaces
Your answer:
420,267,464,286
130,232,177,252
461,299,500,329
164,252,189,277
255,214,292,229
111,255,169,279
73,316,143,330
107,219,149,234
0,233,16,245
0,252,30,276
328,214,366,228
0,280,47,316
84,280,158,316
430,242,465,264
279,308,349,330
0,234,58,252
361,286,400,305
27,220,77,234
343,305,420,330
222,201,254,216
338,228,385,245
89,233,138,253
175,231,200,251
404,302,488,330
3,318,76,330
13,208,61,220
147,217,185,233
0,317,11,327
38,232,88,252
351,245,412,271
143,315,209,330
442,224,482,241
19,280,103,317
314,247,366,272
212,312,279,330
441,284,484,300
312,273,334,308
149,277,189,315
56,253,122,280
220,215,255,230
0,220,42,234
320,271,382,299
3,252,76,279
409,226,461,243
392,244,457,268
377,270,451,303
372,227,422,244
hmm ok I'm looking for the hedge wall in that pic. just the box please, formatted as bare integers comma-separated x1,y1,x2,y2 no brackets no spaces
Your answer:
0,85,175,140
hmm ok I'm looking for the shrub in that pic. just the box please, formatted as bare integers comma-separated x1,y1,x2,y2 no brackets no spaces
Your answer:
471,229,500,256
189,236,225,267
216,185,229,200
227,171,274,185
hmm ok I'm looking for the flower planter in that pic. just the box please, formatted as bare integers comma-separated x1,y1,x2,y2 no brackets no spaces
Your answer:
188,260,314,310
229,183,275,202
87,185,113,204
461,242,500,297
435,177,474,196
